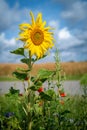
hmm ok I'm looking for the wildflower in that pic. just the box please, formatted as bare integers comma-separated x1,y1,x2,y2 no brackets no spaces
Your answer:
38,100,44,106
25,77,28,80
37,87,44,93
60,92,66,97
60,100,64,105
18,11,54,58
19,93,23,96
4,112,14,118
58,89,66,97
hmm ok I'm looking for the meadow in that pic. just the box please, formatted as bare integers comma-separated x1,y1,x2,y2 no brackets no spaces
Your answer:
0,62,87,129
0,62,87,81
0,89,87,130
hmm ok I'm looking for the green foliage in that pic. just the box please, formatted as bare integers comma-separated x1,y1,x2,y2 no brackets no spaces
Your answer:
30,81,42,91
39,92,52,101
9,87,20,94
1,92,87,130
0,74,83,81
10,48,24,56
0,76,18,81
80,74,87,97
0,87,27,130
37,68,55,79
21,58,36,65
21,58,30,64
66,74,83,80
12,71,27,80
80,73,87,86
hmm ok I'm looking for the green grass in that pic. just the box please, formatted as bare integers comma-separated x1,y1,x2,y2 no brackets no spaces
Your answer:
0,74,84,81
66,74,83,80
0,76,19,81
0,92,87,130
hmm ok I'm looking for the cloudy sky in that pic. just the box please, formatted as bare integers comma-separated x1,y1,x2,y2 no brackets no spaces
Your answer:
0,0,87,63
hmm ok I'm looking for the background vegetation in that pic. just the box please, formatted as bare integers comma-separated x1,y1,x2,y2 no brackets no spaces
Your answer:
0,62,87,81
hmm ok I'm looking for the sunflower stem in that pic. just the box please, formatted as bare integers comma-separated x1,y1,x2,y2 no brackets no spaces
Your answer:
27,50,32,130
29,51,32,70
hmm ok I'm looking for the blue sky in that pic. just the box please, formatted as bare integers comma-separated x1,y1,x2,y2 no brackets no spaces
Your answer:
0,0,87,63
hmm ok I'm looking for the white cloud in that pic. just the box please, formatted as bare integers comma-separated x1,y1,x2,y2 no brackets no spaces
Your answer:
48,20,60,41
58,27,71,39
49,20,59,29
52,26,87,61
0,0,27,32
73,29,87,40
57,27,84,50
45,17,87,62
48,20,74,56
60,51,76,61
0,33,16,46
0,33,22,63
61,1,87,22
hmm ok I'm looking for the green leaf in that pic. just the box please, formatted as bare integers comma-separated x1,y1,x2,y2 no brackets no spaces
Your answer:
35,81,42,86
30,81,42,91
31,76,36,82
29,85,40,91
80,74,87,86
31,76,47,84
30,85,37,91
60,110,71,115
21,58,29,64
39,78,48,83
31,69,54,84
16,67,29,72
40,92,52,101
12,71,27,80
9,87,20,95
10,48,24,56
21,57,38,64
38,69,55,79
46,89,55,97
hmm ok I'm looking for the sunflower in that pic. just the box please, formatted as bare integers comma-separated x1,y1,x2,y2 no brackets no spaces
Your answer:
18,11,54,58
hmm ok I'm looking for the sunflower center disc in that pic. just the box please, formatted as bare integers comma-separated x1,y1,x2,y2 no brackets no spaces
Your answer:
31,29,44,45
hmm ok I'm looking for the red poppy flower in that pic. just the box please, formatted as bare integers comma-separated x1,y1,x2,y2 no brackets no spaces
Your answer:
60,93,66,97
38,101,43,106
19,93,23,96
60,100,64,105
37,87,44,93
25,77,28,80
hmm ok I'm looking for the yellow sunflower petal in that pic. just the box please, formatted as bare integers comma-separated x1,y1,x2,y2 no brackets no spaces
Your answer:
44,26,52,31
36,13,42,24
40,44,47,52
40,21,46,29
19,23,31,31
30,11,35,25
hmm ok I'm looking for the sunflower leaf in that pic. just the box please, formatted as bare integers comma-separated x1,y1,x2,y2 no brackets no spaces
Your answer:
21,58,29,64
12,71,27,80
21,58,37,64
16,67,29,72
39,92,52,101
10,48,24,56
